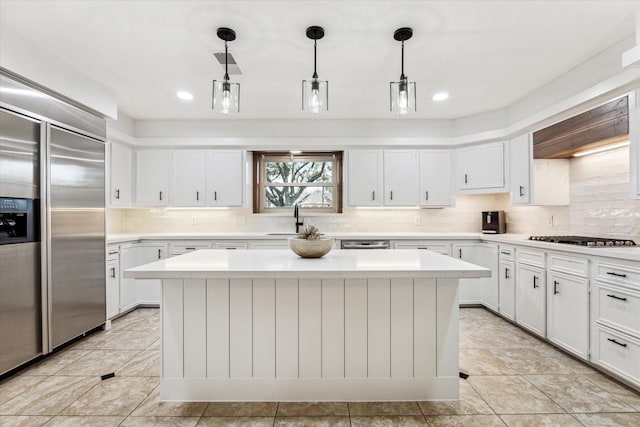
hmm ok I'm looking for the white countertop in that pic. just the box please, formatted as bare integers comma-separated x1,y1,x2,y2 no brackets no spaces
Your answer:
125,248,492,280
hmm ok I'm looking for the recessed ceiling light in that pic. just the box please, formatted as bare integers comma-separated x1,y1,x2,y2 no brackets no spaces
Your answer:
176,91,194,101
432,92,449,101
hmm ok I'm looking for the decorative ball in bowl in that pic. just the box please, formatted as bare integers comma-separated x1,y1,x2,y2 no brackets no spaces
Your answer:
288,225,334,258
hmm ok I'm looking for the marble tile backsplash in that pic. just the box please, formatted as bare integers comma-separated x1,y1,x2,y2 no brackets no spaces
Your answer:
107,147,639,239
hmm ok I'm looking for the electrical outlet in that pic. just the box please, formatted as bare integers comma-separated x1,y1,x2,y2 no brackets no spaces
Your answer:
414,216,422,226
548,215,554,227
192,217,197,225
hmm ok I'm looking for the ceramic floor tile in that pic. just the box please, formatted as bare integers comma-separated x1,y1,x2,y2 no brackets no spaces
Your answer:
572,412,640,426
276,402,349,416
0,375,46,405
61,376,157,416
580,373,640,410
460,347,573,376
467,376,564,414
499,413,583,426
20,350,92,376
0,376,100,416
196,417,275,427
274,416,351,426
418,380,494,415
0,415,52,426
130,385,207,417
348,402,422,416
72,330,158,351
43,415,125,426
120,416,200,426
524,374,635,413
145,339,160,351
54,349,139,376
116,350,159,377
425,415,507,426
350,415,428,426
203,402,278,417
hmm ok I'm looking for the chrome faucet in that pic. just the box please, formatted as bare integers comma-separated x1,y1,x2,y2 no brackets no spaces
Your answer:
293,203,304,233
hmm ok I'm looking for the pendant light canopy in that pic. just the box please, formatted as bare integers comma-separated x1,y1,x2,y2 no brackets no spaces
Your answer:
390,27,416,115
302,26,328,114
212,27,240,115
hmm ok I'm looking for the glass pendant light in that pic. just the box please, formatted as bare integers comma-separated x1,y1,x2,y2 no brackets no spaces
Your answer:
302,26,328,113
390,27,416,115
212,27,240,114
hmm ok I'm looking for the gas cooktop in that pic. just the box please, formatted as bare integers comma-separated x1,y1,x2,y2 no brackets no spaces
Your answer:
528,236,636,247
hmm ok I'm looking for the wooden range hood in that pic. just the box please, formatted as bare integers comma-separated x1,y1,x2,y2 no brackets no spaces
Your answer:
533,96,629,159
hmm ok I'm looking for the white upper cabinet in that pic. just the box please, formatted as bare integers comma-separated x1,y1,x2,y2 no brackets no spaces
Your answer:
136,150,171,206
348,150,383,206
172,150,206,206
629,90,640,199
206,150,243,206
419,149,453,207
456,142,505,192
510,133,569,205
383,150,418,206
109,142,133,206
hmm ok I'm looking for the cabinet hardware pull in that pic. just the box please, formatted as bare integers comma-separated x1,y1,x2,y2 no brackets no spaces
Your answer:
458,248,462,258
159,191,163,201
606,294,628,301
418,247,428,250
390,191,393,200
505,268,510,279
372,191,375,201
533,276,538,288
186,247,196,250
158,249,161,259
116,189,120,199
464,173,468,184
108,251,118,255
500,251,510,255
425,191,429,200
607,338,628,348
110,267,116,278
196,191,199,201
214,191,217,201
606,271,627,278
519,185,525,197
553,280,559,295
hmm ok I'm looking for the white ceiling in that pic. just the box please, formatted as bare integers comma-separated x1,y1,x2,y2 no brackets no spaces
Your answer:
1,0,638,121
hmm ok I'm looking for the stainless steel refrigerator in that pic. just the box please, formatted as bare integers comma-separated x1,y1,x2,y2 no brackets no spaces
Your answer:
0,72,106,375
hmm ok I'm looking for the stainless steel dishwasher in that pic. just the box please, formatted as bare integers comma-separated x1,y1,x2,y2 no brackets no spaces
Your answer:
340,240,390,249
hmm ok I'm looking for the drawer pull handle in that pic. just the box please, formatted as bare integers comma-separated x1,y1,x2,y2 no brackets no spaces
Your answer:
606,294,628,302
607,338,628,348
185,247,196,250
500,251,510,255
417,247,428,250
606,271,627,278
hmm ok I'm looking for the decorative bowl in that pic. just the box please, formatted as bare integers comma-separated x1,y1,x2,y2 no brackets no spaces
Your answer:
288,238,335,258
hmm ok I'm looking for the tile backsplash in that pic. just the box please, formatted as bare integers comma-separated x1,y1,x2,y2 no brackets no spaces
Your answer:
108,146,639,239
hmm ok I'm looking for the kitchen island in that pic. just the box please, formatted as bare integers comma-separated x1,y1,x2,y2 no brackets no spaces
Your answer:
126,248,490,402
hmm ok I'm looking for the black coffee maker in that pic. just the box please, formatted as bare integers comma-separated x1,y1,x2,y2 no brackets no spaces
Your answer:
482,211,506,234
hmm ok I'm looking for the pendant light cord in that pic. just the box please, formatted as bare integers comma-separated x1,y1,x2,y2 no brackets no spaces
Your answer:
313,39,318,79
224,40,230,81
400,40,406,80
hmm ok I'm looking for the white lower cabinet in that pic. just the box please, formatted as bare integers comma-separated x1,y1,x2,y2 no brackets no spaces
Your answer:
498,247,515,321
453,242,498,311
547,270,589,359
119,242,168,312
106,247,120,320
592,324,640,387
515,264,546,337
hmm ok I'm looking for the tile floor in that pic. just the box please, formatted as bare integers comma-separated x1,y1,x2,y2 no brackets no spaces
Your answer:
1,307,639,426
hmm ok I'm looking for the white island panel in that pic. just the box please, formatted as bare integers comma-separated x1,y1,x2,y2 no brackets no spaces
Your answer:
322,278,345,378
275,279,298,378
344,279,368,378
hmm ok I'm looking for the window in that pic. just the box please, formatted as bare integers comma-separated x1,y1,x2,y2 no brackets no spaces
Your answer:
253,151,342,213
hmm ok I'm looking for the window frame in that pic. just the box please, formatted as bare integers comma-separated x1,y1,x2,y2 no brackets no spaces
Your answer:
252,151,343,214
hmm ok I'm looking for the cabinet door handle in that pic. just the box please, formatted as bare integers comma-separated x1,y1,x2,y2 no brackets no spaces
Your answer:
214,191,217,201
606,294,628,302
417,247,428,250
607,338,628,348
553,280,559,295
196,191,200,201
110,267,116,278
159,191,163,201
185,247,196,250
158,249,162,259
519,185,525,197
458,248,462,258
425,191,429,201
533,276,538,288
464,173,468,184
606,271,627,278
372,191,375,201
505,268,510,279
115,189,120,199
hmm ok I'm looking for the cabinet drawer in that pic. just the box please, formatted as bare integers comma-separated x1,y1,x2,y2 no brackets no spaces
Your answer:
250,240,289,249
393,241,451,255
595,262,640,289
107,245,120,261
516,249,545,268
592,324,640,388
499,246,514,260
170,242,211,255
594,282,640,337
213,242,249,250
548,254,588,277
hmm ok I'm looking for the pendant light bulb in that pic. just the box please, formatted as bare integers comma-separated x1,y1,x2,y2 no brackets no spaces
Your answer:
302,26,328,113
390,28,416,115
